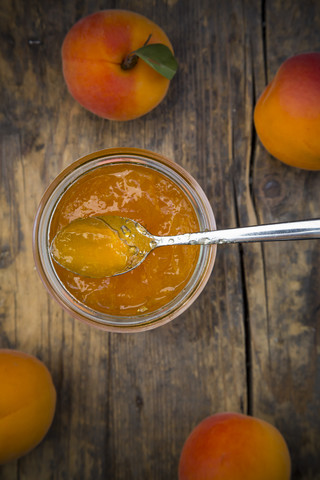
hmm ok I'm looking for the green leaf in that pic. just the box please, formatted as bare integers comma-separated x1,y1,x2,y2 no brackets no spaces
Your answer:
134,43,178,80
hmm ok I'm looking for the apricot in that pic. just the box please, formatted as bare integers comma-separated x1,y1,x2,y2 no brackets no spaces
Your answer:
0,349,56,464
254,52,320,170
61,10,174,120
179,412,291,480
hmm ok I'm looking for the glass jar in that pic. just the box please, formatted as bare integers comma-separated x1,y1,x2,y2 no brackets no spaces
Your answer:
33,148,216,332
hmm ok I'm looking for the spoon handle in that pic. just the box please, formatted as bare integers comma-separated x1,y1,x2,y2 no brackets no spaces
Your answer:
155,219,320,247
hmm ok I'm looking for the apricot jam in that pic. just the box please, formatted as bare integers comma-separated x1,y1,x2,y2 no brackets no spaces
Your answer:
50,216,141,278
49,163,200,316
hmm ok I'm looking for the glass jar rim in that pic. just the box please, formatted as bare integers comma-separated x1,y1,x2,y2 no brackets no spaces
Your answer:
33,148,216,332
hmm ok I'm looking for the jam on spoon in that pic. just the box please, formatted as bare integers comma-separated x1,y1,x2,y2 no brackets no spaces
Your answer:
50,215,154,278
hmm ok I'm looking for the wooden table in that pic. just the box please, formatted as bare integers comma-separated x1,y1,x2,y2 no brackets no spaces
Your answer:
1,1,320,478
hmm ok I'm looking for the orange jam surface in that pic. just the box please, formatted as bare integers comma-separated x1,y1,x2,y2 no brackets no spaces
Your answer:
49,162,200,316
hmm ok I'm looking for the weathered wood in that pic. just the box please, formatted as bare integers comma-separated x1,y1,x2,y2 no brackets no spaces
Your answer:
251,2,320,479
0,0,319,479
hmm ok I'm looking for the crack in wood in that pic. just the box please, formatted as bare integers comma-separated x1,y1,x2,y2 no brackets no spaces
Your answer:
261,0,268,84
232,179,253,415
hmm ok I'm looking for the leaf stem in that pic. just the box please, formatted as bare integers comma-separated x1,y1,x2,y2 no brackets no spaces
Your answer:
121,34,152,71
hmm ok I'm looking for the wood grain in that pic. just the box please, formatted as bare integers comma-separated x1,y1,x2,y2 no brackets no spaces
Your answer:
0,0,319,479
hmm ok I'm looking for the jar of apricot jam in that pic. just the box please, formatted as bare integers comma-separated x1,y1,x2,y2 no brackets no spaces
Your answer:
33,148,216,332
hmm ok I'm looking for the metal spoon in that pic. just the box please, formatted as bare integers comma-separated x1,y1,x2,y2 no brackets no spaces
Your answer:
50,216,320,278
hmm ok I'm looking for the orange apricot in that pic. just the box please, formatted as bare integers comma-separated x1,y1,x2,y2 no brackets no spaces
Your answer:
254,52,320,170
0,349,56,464
179,412,291,480
61,10,174,120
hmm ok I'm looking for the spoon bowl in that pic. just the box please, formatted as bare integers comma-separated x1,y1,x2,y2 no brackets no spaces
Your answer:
50,215,155,278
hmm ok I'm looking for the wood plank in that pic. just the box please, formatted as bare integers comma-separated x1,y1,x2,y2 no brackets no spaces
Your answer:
240,1,320,479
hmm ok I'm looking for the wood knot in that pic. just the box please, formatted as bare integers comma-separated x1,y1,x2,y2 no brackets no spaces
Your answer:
135,394,144,410
263,179,281,198
259,175,286,208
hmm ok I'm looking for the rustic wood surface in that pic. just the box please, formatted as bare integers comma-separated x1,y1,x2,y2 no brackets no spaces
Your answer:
1,0,320,478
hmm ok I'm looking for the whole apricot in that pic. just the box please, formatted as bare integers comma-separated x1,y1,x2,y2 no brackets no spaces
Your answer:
0,349,56,464
61,10,174,120
254,52,320,170
179,412,291,480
